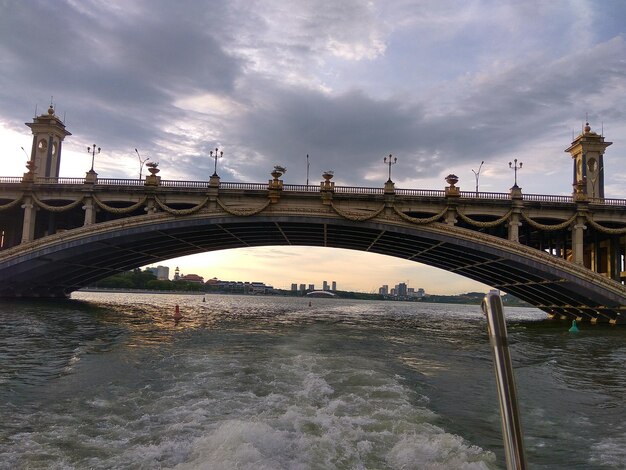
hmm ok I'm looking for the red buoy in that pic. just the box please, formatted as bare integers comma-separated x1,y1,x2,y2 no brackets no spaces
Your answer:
174,304,183,321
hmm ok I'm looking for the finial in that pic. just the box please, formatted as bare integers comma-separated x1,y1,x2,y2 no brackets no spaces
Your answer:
584,122,591,133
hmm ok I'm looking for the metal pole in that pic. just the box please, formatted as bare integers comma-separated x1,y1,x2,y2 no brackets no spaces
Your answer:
481,292,527,470
306,154,310,186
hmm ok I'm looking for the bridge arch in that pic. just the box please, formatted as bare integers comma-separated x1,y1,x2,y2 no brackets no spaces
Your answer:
1,210,624,323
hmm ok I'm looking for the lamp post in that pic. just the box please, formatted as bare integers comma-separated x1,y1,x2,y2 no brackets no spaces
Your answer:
135,148,150,180
472,160,484,195
509,158,522,188
87,144,101,172
306,154,310,186
384,154,397,182
210,148,223,177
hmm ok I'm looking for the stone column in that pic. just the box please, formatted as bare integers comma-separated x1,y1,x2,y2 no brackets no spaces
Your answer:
572,216,586,265
83,197,96,225
507,212,521,242
21,196,36,243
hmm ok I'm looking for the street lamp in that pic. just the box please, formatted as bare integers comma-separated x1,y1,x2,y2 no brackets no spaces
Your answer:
472,160,484,195
509,158,522,188
306,154,310,186
210,148,223,177
135,148,150,180
87,144,101,172
384,154,397,182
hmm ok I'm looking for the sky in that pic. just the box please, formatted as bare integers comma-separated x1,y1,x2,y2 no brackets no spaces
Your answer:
1,0,625,293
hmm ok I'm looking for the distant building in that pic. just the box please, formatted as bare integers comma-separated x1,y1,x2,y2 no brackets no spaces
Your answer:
379,285,389,295
174,266,180,281
332,281,337,291
323,280,329,291
308,284,315,291
396,283,408,297
291,283,298,291
181,273,204,283
154,265,169,280
299,283,306,292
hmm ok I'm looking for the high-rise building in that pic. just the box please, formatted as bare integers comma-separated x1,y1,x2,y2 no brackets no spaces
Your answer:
308,284,315,291
379,285,389,295
323,281,329,291
332,281,336,291
291,283,298,291
299,284,306,292
156,265,169,280
396,283,408,297
146,266,169,280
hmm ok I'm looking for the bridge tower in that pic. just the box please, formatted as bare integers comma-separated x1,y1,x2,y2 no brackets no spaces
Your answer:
25,105,72,179
565,122,612,198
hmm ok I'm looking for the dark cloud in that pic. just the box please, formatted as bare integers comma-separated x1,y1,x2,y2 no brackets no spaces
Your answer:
1,1,625,196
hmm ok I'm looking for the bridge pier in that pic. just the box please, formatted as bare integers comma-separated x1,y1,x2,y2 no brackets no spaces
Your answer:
20,196,36,243
572,216,586,265
83,197,96,225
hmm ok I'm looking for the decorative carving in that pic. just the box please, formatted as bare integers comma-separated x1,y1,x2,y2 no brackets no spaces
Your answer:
521,212,577,231
330,202,385,221
393,206,448,224
216,197,271,216
456,209,512,228
0,195,23,211
585,215,626,234
31,194,85,212
154,196,209,215
92,195,147,214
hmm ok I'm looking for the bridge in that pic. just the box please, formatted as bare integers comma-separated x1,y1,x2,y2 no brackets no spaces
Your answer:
0,108,625,323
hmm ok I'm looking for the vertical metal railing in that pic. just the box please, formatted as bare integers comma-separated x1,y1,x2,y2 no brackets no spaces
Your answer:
482,292,527,470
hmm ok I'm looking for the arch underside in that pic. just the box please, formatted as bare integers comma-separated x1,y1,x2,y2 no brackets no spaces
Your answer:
1,214,624,323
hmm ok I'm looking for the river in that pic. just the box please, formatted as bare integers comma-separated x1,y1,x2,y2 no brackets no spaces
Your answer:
1,293,625,469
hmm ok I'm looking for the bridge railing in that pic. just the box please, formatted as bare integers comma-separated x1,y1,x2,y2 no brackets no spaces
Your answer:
458,190,510,200
2,176,626,206
97,178,144,186
397,188,446,197
161,180,210,189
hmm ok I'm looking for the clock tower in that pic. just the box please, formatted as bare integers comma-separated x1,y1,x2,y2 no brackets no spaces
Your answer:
25,105,72,179
565,122,612,199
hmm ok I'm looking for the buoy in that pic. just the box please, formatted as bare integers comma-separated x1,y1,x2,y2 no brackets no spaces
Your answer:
202,296,206,302
569,319,579,333
174,304,183,321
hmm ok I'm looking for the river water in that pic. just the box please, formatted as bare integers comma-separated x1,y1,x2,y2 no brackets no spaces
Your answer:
1,293,625,469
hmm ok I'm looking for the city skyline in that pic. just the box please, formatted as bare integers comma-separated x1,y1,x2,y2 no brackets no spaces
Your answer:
1,1,625,294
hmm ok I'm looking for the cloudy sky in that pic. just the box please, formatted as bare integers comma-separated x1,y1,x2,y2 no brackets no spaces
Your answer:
1,1,625,293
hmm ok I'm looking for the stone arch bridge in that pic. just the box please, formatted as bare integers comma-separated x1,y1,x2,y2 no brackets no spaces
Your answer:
1,173,625,323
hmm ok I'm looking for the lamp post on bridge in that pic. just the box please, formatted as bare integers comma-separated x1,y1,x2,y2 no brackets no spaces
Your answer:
472,160,484,195
306,154,310,186
135,148,150,180
509,158,522,188
210,148,223,177
87,144,101,172
384,154,397,182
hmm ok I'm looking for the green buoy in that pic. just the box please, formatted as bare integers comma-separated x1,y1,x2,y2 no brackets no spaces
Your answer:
569,319,580,333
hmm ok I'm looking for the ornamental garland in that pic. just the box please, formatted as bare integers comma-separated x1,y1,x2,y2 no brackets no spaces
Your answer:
585,215,626,235
520,212,577,231
216,197,271,216
31,194,84,212
456,209,512,228
93,194,147,214
155,195,208,215
0,195,23,211
330,202,386,221
393,206,448,224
